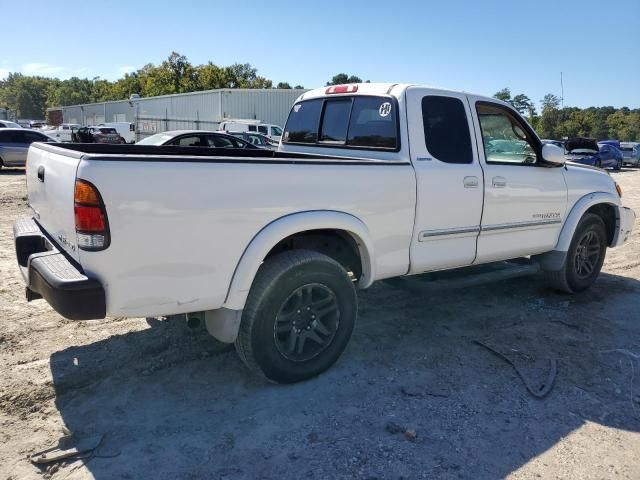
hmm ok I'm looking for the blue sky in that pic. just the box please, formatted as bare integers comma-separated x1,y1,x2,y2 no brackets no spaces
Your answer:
1,0,638,109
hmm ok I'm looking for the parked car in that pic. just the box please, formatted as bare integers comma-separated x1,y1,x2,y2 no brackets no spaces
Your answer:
0,128,55,168
15,83,635,383
73,126,124,144
541,139,564,148
227,131,277,149
98,122,136,144
43,123,81,142
136,130,258,149
565,137,622,170
619,142,640,167
28,120,47,129
0,120,22,128
218,120,283,142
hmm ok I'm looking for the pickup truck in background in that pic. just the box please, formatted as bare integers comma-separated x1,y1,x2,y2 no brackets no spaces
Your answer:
15,83,636,383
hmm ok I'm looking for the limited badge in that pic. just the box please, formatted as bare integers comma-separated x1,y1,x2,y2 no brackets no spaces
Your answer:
379,102,392,117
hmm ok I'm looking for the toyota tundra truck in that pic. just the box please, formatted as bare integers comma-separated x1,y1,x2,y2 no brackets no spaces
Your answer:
14,83,636,383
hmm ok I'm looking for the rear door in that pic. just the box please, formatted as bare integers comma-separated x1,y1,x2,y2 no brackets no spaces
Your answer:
405,87,484,272
2,130,30,165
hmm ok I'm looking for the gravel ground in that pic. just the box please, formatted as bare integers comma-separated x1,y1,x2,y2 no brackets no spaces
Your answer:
0,166,639,480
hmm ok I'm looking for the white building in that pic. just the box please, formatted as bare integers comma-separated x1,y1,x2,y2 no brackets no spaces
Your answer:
48,88,308,140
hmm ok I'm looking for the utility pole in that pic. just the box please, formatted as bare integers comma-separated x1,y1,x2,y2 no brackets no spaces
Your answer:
560,72,564,109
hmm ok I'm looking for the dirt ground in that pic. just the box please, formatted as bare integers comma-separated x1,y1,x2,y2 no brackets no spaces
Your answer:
0,166,639,480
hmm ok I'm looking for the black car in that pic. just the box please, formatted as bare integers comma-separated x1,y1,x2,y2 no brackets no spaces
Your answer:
136,130,258,149
227,131,277,149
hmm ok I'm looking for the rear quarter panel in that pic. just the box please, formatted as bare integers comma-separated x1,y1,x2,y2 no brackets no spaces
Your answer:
76,158,416,317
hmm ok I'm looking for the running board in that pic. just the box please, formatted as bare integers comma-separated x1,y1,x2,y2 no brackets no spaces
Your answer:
384,260,540,292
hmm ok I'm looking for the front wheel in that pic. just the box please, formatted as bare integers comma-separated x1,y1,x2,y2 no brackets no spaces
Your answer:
544,213,607,293
614,159,622,171
235,250,357,383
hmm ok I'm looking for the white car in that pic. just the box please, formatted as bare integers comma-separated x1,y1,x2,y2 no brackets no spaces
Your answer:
43,123,81,142
98,122,136,144
15,83,636,383
0,120,22,128
218,119,283,142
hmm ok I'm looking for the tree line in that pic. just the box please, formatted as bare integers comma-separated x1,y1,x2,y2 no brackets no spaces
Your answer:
493,88,639,142
0,52,306,120
1,53,638,141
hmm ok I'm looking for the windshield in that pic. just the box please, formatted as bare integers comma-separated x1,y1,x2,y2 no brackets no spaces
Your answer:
136,133,176,145
271,126,282,136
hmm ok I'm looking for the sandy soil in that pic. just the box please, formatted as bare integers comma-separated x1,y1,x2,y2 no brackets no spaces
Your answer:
0,166,639,479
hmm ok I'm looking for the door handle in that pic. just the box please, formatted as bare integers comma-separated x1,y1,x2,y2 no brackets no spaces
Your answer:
492,176,506,188
463,176,479,188
37,166,45,182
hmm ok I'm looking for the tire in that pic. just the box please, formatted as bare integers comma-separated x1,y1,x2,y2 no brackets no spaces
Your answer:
544,213,607,293
615,159,622,171
595,159,602,168
235,250,357,383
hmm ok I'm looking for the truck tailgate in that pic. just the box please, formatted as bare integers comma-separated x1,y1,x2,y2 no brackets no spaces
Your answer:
26,143,81,261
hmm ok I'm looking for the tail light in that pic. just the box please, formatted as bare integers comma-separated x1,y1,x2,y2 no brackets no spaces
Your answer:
74,179,110,250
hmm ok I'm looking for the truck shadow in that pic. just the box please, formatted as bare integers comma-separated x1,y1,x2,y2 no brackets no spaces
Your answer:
47,271,640,479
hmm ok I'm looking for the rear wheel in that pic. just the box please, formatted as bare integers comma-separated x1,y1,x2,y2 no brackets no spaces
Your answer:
544,213,607,293
235,250,357,383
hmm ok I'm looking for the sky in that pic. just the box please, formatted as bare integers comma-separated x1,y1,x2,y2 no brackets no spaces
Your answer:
1,0,639,109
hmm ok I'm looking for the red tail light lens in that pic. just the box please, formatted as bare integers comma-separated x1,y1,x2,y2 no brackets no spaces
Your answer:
74,205,105,231
325,84,359,94
74,179,110,250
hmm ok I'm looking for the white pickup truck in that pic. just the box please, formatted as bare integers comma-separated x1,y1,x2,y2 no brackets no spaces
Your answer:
15,83,636,383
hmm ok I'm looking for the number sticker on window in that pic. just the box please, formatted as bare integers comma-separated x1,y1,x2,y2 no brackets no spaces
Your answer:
379,102,392,117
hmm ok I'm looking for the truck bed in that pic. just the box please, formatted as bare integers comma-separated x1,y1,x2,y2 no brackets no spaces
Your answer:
36,142,402,165
24,142,416,318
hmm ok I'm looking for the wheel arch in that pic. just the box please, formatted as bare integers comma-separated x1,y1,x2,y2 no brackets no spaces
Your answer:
556,192,621,252
223,210,375,311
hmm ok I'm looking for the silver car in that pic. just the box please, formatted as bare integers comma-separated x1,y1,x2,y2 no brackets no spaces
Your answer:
0,128,55,169
620,142,640,167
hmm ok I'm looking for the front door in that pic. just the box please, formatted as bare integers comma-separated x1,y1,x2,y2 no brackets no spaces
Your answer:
467,97,568,263
406,87,484,273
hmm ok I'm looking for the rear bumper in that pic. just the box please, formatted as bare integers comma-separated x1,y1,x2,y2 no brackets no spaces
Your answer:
613,206,636,247
14,217,106,320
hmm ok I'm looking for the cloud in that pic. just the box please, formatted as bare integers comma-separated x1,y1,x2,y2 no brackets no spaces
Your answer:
21,63,65,76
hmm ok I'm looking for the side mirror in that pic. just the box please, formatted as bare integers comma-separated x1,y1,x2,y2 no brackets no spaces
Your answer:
541,143,566,166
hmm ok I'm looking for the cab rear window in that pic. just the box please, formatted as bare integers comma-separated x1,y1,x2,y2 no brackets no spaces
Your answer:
283,96,398,150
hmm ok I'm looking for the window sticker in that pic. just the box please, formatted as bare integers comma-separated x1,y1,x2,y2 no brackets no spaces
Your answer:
379,102,392,117
293,104,302,113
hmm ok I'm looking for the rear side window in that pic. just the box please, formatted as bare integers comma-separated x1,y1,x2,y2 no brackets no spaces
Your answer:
284,96,398,150
421,96,473,164
284,99,323,144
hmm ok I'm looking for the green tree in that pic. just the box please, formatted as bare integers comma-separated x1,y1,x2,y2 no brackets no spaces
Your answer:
326,73,362,85
276,82,292,89
294,84,304,89
493,88,511,102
